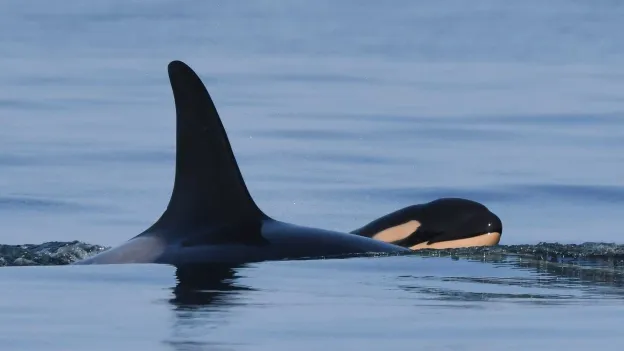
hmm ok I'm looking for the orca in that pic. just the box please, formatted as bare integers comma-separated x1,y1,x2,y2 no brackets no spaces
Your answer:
74,60,502,266
351,198,502,250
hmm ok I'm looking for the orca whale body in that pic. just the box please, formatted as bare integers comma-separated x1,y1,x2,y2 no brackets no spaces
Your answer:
74,60,502,266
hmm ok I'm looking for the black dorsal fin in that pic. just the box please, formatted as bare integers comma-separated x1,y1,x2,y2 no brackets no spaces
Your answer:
145,60,267,234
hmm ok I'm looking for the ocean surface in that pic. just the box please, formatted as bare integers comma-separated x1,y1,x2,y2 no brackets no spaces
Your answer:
2,0,624,349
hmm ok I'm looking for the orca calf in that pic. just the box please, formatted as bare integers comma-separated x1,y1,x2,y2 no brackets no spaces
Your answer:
74,60,502,266
351,198,502,250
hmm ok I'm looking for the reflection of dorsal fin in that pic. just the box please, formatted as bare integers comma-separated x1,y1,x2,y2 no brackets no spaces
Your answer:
146,60,268,234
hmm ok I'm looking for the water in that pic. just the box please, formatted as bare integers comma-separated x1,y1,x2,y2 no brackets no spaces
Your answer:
3,256,624,350
1,0,624,349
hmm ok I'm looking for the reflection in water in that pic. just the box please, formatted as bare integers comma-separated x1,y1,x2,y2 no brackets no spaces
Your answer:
402,246,624,305
398,275,578,305
165,264,254,351
163,247,624,311
170,264,254,308
156,250,624,349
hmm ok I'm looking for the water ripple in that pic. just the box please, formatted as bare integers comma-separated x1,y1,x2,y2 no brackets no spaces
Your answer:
0,196,86,212
322,183,624,205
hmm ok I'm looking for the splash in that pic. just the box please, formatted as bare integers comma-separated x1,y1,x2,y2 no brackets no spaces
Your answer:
413,242,624,267
0,241,108,266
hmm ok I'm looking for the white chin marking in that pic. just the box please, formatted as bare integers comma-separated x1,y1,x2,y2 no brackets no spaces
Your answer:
409,232,501,250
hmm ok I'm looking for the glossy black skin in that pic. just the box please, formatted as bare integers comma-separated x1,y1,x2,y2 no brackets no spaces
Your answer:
74,60,502,267
74,60,410,267
351,198,503,247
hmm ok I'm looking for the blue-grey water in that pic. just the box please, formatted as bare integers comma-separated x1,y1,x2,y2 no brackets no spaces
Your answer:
2,0,624,349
